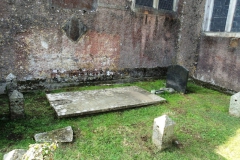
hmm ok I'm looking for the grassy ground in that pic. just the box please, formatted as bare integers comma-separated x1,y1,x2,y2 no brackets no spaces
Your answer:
0,80,240,160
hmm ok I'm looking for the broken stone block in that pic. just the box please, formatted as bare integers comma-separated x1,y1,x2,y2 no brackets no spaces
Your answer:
9,90,25,120
34,126,73,143
152,115,175,151
166,65,189,93
6,73,17,82
3,149,27,160
229,92,240,117
159,88,175,94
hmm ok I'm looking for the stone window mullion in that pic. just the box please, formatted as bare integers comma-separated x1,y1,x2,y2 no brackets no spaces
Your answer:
225,0,237,32
153,0,159,9
203,0,214,31
173,0,179,12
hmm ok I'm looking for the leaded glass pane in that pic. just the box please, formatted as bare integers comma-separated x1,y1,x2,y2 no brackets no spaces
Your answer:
158,0,173,11
210,0,230,32
135,0,153,7
232,0,240,31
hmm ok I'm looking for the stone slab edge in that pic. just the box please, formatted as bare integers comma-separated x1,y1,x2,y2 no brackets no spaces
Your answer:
47,86,166,118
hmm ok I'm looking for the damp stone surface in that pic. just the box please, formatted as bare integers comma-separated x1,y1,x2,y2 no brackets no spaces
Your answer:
46,86,166,118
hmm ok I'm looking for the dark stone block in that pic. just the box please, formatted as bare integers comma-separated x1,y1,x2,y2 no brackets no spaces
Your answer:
145,67,167,77
166,65,189,93
62,17,87,42
128,68,145,78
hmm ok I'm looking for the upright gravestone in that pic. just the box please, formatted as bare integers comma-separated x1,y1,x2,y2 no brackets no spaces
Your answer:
229,92,240,117
166,65,189,93
9,90,25,119
152,115,175,151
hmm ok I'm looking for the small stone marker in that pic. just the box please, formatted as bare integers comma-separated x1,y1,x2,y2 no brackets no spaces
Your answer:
3,149,27,160
229,92,240,117
9,90,25,119
166,65,189,93
152,115,175,151
6,73,17,82
5,73,18,96
34,126,73,143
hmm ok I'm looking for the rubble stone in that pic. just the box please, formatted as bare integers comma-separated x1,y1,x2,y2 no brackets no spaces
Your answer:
34,126,73,143
3,149,27,160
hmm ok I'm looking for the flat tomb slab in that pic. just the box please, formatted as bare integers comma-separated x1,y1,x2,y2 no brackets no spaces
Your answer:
46,86,166,118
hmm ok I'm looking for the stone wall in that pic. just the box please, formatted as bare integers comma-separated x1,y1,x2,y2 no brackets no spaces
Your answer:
0,0,179,86
3,0,239,93
177,0,240,92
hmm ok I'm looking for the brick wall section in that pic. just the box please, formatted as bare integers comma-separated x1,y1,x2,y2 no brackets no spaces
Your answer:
0,0,178,83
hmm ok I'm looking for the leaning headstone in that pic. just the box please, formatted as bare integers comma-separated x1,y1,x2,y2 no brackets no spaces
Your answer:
3,149,27,160
229,92,240,117
166,65,189,93
34,126,73,143
9,90,25,119
152,115,175,151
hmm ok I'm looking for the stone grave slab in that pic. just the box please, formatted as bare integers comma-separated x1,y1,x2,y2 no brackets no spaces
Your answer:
46,86,166,118
34,126,73,142
166,65,189,93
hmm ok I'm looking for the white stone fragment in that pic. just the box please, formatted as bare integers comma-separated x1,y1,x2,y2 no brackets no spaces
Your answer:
229,92,240,117
3,149,27,160
152,115,175,151
34,126,73,143
6,73,16,82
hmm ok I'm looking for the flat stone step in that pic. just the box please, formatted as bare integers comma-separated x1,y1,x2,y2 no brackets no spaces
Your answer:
46,86,166,118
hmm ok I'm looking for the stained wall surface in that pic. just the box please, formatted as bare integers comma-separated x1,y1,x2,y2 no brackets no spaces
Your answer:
2,0,239,92
178,0,240,92
0,0,179,81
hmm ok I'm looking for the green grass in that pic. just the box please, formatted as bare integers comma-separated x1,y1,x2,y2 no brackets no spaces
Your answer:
0,80,240,160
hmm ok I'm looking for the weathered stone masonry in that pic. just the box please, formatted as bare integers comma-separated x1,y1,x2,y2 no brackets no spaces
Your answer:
2,0,240,93
178,0,240,92
0,0,179,93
